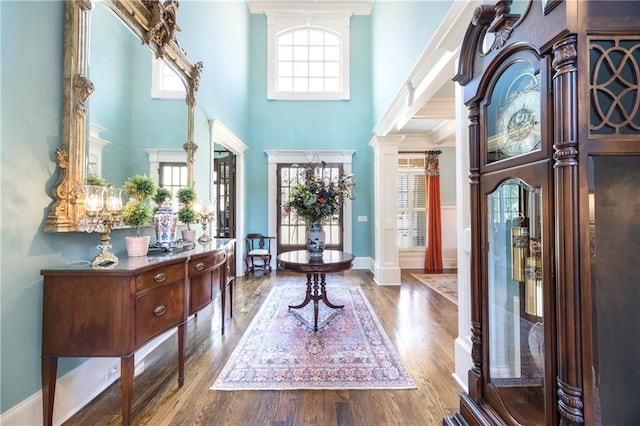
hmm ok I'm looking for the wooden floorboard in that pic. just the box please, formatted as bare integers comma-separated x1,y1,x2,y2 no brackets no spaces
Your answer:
63,269,463,426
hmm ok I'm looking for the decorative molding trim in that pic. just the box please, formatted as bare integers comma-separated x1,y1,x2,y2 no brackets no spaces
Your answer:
210,119,249,154
209,119,248,275
352,256,374,271
372,264,401,286
248,1,373,16
144,148,187,185
373,0,482,138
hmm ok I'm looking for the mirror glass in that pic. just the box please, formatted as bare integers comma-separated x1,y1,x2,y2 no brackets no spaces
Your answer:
88,2,187,187
44,0,201,232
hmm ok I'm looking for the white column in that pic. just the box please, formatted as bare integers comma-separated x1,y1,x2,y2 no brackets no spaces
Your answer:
453,77,473,391
369,136,402,286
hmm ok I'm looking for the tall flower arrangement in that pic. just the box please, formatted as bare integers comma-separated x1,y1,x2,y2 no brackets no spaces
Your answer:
282,163,356,223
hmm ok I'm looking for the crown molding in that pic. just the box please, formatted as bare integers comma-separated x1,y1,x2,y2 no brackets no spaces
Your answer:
373,0,482,137
248,1,373,16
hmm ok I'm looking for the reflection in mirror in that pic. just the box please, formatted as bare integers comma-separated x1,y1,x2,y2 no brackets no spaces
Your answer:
89,2,187,188
197,116,248,264
213,146,236,239
44,0,202,232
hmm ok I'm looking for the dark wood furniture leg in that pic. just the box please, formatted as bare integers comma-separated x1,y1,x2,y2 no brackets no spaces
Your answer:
178,323,185,386
318,273,343,309
42,356,57,426
289,272,344,331
220,283,226,335
229,278,234,317
288,273,314,310
120,355,134,426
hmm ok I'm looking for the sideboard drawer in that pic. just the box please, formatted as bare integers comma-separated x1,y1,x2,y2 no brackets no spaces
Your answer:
188,250,226,277
136,263,185,293
135,282,185,346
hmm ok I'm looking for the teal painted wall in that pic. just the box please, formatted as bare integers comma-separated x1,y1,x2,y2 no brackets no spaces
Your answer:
371,0,453,121
246,14,374,256
179,1,251,142
0,0,249,413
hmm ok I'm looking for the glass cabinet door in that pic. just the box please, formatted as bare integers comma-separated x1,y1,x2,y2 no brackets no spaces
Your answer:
486,177,545,424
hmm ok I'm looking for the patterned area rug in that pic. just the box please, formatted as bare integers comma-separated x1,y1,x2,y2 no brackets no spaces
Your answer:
211,286,416,390
411,273,458,304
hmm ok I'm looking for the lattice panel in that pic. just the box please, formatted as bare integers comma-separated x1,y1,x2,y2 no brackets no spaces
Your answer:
589,36,640,137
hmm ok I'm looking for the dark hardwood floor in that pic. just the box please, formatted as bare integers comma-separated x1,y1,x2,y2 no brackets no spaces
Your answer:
63,269,462,425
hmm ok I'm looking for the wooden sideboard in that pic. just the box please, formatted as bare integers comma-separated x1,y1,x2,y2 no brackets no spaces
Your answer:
41,239,235,426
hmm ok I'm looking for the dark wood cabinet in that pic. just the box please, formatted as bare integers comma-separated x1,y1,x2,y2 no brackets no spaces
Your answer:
41,239,235,426
188,249,226,315
447,1,640,425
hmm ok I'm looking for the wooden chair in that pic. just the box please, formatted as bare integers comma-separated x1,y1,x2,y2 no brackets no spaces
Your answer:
244,233,275,275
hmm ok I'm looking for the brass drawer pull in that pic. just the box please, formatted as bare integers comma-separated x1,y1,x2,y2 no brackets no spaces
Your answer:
154,272,167,283
195,262,206,271
153,305,167,316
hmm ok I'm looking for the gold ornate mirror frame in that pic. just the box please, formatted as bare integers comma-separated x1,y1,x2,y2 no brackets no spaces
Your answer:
44,0,202,232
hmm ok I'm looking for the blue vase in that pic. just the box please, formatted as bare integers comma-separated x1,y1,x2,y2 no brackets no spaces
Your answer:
306,218,325,257
154,199,178,248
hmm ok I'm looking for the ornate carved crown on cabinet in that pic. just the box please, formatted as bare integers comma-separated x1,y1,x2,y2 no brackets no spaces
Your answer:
446,1,640,425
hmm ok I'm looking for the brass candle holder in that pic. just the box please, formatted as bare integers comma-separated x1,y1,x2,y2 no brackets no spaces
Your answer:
195,201,216,244
79,185,123,267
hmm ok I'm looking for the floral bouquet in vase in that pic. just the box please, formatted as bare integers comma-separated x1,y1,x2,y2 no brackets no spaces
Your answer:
282,162,355,256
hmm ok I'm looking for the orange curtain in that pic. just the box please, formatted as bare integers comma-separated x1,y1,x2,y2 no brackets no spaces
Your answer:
424,150,443,272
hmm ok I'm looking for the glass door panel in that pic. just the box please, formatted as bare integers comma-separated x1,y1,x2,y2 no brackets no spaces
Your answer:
487,178,545,424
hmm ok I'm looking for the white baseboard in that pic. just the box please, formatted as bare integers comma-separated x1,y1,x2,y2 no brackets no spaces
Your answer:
399,255,457,270
1,329,176,426
352,256,374,271
452,336,472,393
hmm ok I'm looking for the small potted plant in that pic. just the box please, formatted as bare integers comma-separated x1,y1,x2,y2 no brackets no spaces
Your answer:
86,174,109,187
122,174,156,256
152,187,178,248
153,187,172,211
177,187,198,242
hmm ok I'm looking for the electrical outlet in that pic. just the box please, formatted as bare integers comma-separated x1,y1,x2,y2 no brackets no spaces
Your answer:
105,362,120,381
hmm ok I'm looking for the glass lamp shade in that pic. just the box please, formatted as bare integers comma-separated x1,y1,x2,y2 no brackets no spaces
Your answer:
105,187,123,212
85,185,106,213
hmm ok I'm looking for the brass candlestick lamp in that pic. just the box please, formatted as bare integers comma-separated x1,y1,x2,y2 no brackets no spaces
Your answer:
78,185,124,267
195,201,216,244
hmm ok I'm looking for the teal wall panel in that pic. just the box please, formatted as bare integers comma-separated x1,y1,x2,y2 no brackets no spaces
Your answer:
246,15,374,256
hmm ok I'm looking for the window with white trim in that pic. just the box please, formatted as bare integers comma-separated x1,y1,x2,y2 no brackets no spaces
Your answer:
267,13,351,100
158,162,188,200
397,156,427,249
151,58,186,99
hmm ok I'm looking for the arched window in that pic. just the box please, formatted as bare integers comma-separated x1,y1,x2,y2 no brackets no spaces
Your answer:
266,13,351,100
276,27,341,94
